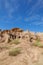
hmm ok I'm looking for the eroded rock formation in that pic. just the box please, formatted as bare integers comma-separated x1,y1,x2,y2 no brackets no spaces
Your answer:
0,28,43,44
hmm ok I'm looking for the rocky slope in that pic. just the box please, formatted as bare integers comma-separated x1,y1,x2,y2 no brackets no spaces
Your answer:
0,28,43,65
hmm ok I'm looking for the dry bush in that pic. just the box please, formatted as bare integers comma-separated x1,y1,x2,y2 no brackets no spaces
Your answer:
9,47,21,56
8,38,11,43
33,39,43,48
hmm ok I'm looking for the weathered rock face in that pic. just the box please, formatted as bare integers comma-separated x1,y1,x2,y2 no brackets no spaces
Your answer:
11,28,23,33
0,28,43,44
1,30,10,34
29,32,36,39
0,28,24,43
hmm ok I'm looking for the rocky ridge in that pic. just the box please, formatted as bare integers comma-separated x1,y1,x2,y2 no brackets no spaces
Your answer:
0,28,43,44
0,28,43,65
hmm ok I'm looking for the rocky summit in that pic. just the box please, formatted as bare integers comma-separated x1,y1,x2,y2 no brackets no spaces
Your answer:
0,28,43,65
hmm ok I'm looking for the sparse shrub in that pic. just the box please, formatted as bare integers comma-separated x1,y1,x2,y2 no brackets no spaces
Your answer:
0,46,9,50
8,38,11,43
9,47,21,56
33,39,43,47
10,39,20,45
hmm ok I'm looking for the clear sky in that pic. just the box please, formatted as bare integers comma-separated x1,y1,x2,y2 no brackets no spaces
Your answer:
0,0,43,32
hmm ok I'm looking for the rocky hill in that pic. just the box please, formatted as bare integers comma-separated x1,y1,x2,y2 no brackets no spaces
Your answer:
0,28,43,65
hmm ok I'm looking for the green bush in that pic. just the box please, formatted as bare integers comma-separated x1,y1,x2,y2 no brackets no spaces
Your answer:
9,47,21,56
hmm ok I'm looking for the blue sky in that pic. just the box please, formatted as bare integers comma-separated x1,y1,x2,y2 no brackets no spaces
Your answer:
0,0,43,32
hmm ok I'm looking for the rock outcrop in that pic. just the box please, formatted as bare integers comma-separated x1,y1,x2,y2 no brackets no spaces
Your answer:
0,28,43,44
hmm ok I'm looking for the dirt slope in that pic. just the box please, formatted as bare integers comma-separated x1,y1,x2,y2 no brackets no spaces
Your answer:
0,28,43,65
0,39,43,65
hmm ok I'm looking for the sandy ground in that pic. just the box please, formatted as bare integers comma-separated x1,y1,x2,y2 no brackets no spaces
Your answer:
0,39,43,65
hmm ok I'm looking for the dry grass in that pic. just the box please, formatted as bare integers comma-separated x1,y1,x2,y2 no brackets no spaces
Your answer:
0,46,9,50
10,39,20,45
9,47,21,56
33,39,43,48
